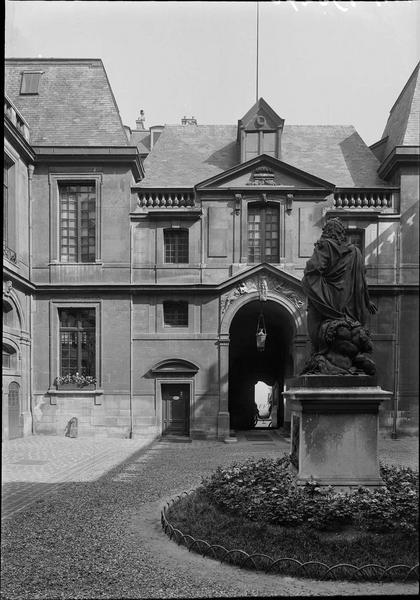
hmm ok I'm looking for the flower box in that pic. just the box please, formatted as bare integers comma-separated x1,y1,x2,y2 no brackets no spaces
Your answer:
56,382,96,391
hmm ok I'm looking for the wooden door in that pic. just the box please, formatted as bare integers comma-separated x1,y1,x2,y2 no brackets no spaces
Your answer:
162,383,189,436
8,382,22,440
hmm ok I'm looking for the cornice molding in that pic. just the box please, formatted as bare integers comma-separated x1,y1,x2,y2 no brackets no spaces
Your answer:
4,118,36,163
33,146,144,181
378,146,420,179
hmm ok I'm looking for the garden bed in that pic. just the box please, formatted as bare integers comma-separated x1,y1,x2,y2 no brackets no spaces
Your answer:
163,456,419,581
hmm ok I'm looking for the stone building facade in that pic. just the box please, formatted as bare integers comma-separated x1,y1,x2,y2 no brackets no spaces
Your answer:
3,58,419,440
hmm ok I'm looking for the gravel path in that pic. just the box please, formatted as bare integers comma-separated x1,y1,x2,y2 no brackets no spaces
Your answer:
1,436,419,598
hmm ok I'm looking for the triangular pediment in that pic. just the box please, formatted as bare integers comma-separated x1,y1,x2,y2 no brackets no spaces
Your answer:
196,155,335,191
239,97,284,131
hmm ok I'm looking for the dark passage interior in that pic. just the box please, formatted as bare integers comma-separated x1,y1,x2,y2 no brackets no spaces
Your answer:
228,300,294,430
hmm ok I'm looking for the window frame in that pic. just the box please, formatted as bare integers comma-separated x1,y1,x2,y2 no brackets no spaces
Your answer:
163,300,189,328
163,227,189,264
50,301,101,388
59,182,97,263
58,307,97,377
244,130,278,160
2,342,18,371
346,228,365,258
20,71,43,95
247,202,281,264
3,152,17,261
49,173,102,264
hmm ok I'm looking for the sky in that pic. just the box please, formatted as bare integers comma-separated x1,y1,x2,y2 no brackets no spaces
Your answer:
5,1,420,145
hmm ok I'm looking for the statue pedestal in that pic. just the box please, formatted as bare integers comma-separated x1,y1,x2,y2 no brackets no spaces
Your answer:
283,376,392,490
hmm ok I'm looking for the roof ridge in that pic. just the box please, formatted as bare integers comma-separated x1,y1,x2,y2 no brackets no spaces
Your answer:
160,123,355,128
388,61,420,116
5,57,103,62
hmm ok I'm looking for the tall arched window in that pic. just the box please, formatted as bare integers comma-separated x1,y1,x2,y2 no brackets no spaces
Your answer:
248,203,280,263
164,228,189,264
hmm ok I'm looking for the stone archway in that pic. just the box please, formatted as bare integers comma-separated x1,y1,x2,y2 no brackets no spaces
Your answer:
216,271,306,439
228,299,295,430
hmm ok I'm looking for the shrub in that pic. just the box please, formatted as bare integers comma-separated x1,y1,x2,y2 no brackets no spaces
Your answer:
199,456,418,534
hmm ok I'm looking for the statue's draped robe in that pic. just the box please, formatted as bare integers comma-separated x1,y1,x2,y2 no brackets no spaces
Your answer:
302,239,371,350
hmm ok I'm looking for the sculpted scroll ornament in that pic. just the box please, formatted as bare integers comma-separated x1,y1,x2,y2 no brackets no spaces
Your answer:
3,280,13,297
220,274,305,322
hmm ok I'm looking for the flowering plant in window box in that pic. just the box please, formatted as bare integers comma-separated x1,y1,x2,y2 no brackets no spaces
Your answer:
55,373,97,390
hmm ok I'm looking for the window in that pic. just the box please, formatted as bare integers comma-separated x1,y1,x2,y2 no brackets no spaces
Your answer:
3,300,18,329
20,71,43,95
248,204,280,263
245,131,277,160
164,228,189,264
163,301,188,327
245,132,259,161
347,229,365,257
262,132,276,157
59,183,96,263
3,158,16,261
3,344,17,369
59,308,96,377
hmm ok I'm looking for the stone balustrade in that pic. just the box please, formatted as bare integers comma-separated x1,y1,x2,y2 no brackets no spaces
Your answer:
333,191,394,210
4,95,30,142
137,191,195,208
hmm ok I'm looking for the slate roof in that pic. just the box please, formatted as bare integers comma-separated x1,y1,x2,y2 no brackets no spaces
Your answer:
4,58,129,146
140,124,387,188
131,130,151,154
378,62,420,161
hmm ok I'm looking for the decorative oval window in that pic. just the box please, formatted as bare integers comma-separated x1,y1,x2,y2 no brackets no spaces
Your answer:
255,115,266,128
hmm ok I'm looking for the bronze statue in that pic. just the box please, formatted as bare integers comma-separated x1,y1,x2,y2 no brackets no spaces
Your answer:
301,218,377,376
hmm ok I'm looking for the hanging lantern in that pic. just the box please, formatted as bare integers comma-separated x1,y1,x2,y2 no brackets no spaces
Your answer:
256,312,267,352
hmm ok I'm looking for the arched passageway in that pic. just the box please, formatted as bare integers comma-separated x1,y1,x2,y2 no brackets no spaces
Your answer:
228,299,294,430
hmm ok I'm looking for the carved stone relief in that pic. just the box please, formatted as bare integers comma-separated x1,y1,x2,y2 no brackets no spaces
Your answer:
3,280,13,297
220,273,305,323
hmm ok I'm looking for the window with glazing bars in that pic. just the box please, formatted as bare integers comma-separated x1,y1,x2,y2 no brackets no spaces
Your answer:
59,183,96,262
59,308,96,377
163,301,188,327
164,228,189,263
347,229,365,257
248,204,280,263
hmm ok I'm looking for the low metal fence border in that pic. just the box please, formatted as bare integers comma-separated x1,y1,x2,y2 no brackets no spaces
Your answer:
161,492,419,582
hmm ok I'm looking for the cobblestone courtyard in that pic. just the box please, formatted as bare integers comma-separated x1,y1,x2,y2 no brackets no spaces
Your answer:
1,432,419,597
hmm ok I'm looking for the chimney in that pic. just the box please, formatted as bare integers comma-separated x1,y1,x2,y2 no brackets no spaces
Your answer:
136,109,146,130
181,116,197,125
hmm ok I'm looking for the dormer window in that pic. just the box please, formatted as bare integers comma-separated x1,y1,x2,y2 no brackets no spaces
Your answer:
245,131,277,160
20,71,43,95
238,98,284,163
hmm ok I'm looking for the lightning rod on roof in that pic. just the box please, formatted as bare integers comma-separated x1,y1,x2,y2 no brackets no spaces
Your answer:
256,1,259,102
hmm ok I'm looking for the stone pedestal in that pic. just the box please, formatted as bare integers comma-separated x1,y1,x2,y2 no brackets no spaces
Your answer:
283,376,392,489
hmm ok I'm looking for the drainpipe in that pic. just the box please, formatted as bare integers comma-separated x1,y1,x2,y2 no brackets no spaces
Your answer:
28,164,35,435
128,222,134,439
391,196,401,440
391,295,400,439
